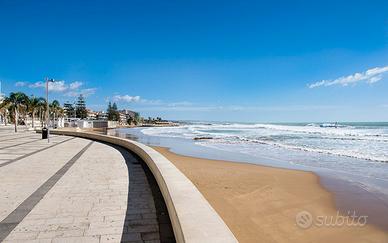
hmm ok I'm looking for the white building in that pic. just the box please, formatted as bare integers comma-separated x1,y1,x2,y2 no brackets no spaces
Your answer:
77,120,109,129
97,111,108,120
64,118,80,128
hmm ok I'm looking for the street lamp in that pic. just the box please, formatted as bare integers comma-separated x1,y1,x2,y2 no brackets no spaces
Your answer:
46,78,55,143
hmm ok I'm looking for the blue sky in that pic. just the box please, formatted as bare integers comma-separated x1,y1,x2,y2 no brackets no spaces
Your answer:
1,0,387,122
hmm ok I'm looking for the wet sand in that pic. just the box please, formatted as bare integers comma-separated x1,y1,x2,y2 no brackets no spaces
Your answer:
153,146,388,243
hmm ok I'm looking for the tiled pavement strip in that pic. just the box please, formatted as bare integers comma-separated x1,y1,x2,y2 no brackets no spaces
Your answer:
0,141,95,241
0,137,76,168
0,127,172,242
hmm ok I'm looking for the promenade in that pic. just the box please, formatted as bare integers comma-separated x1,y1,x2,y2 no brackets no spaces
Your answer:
0,127,173,243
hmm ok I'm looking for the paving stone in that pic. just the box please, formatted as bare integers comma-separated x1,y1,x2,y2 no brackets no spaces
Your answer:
141,231,160,241
145,240,161,243
37,229,85,239
3,231,38,240
51,235,100,243
121,232,142,242
99,234,122,243
126,224,159,233
85,226,124,236
3,239,51,243
0,129,164,243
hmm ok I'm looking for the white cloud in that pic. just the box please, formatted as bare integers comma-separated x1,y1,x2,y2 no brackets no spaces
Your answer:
28,80,68,92
140,99,162,105
80,88,97,97
14,79,96,97
27,82,42,88
109,95,169,105
65,88,97,97
69,81,83,90
308,66,388,88
64,91,78,97
15,81,28,87
167,101,193,107
112,95,141,103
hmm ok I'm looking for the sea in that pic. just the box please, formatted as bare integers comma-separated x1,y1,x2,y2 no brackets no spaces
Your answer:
111,121,388,229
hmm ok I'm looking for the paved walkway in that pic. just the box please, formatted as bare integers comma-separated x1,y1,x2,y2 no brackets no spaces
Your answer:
0,127,174,243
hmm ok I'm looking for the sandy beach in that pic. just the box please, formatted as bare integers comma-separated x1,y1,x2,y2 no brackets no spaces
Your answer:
153,146,388,243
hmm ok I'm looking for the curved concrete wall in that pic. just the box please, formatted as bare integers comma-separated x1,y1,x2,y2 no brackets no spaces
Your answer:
47,130,238,243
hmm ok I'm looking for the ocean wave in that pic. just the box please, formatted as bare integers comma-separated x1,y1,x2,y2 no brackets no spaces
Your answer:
142,123,388,141
248,139,388,163
140,123,388,163
250,124,388,140
191,135,388,163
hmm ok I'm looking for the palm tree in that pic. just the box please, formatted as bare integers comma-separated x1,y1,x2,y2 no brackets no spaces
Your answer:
38,99,47,127
4,92,29,132
28,96,45,128
20,96,30,128
0,98,10,126
50,100,60,127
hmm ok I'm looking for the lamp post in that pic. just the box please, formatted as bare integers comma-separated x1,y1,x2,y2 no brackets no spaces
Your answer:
0,81,4,125
45,78,55,143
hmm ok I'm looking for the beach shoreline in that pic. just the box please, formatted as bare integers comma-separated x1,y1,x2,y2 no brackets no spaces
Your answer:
152,145,388,243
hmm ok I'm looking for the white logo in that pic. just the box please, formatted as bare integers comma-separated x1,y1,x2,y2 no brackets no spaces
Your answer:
296,211,313,229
